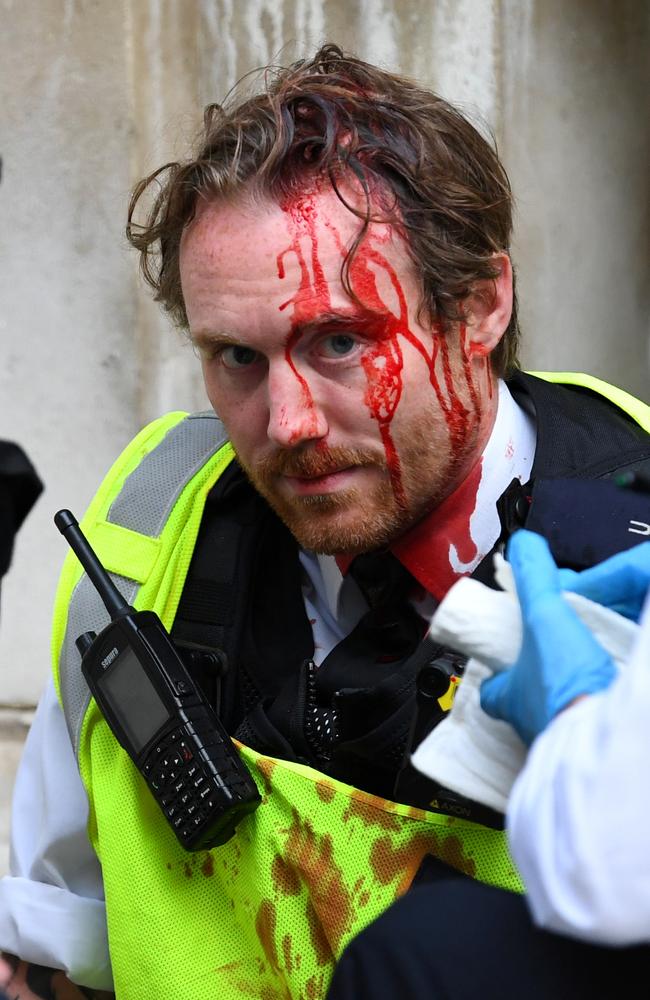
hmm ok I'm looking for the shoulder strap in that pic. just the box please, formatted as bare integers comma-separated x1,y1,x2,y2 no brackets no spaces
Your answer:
172,465,314,732
530,370,650,432
169,462,278,719
53,411,234,756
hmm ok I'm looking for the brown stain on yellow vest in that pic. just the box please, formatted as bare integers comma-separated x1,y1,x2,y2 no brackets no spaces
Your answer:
256,758,277,796
281,808,353,955
315,780,336,803
282,933,294,975
306,898,335,966
342,789,401,830
256,899,281,976
272,854,302,896
305,972,326,999
241,907,295,1000
407,805,428,822
215,961,242,974
370,831,476,895
438,834,476,878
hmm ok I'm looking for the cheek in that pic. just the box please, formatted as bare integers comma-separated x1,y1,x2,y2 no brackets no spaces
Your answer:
201,363,230,420
390,355,456,444
329,378,381,437
201,366,257,439
214,402,265,462
391,345,439,415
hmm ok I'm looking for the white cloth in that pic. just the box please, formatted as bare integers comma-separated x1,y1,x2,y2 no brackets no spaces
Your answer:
507,593,650,945
0,382,536,985
411,563,638,813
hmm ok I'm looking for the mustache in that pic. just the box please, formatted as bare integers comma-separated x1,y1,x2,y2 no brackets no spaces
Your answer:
254,445,385,479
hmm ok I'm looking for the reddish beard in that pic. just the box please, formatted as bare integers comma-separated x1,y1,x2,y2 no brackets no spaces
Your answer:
238,439,444,555
238,443,407,554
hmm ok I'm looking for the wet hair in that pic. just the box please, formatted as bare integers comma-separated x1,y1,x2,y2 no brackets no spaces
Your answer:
127,43,519,375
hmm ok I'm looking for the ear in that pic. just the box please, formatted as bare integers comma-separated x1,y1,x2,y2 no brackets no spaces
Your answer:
463,253,513,355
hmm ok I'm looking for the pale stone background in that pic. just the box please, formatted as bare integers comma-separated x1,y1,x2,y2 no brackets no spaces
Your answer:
0,0,648,874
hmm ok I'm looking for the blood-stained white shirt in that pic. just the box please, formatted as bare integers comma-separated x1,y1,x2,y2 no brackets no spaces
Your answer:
507,592,650,946
0,382,535,988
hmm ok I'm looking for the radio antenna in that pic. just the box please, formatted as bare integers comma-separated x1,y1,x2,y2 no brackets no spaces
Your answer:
54,509,133,620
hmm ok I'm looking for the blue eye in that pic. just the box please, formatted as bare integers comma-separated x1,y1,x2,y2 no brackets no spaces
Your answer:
221,345,259,369
321,334,357,358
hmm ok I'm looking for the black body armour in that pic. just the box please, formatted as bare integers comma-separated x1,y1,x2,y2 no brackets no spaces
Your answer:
171,463,465,807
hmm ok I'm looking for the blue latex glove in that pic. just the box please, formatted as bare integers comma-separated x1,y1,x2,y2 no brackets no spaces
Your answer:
558,541,650,622
480,530,617,745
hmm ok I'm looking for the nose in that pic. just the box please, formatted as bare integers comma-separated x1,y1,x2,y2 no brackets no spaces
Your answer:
267,360,328,448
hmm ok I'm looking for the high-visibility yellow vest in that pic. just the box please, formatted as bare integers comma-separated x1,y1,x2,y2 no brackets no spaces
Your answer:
52,375,649,1000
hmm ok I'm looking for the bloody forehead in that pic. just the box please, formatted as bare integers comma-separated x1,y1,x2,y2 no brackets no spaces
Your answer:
278,182,409,315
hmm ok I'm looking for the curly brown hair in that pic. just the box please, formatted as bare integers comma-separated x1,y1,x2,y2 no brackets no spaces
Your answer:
127,44,519,375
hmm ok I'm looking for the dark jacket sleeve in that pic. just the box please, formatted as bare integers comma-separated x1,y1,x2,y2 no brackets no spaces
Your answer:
0,441,43,577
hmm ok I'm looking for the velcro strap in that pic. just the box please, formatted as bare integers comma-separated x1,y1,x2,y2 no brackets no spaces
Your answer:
85,520,161,584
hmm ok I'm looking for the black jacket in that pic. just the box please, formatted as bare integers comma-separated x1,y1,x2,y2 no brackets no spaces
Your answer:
0,441,43,578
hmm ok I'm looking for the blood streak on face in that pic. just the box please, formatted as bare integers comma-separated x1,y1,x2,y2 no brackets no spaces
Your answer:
346,239,481,488
344,240,408,507
464,328,493,401
277,194,332,445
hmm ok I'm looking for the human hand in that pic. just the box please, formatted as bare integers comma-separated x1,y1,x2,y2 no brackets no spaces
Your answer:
558,541,650,622
480,530,618,745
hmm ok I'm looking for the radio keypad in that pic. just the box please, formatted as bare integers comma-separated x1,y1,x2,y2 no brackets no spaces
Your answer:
146,718,242,838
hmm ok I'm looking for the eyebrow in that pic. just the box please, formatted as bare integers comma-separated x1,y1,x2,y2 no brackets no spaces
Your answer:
190,329,240,350
190,306,389,350
290,307,391,341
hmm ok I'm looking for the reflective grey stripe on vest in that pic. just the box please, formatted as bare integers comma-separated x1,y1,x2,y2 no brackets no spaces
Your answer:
58,411,230,757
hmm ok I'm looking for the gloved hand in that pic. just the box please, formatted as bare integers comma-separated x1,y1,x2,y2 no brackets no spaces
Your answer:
480,530,618,745
558,541,650,622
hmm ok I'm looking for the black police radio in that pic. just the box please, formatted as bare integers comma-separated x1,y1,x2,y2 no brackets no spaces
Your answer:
54,509,261,851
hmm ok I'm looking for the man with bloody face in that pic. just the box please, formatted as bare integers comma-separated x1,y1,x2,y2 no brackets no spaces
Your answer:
180,182,509,567
141,50,520,572
1,45,649,1000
